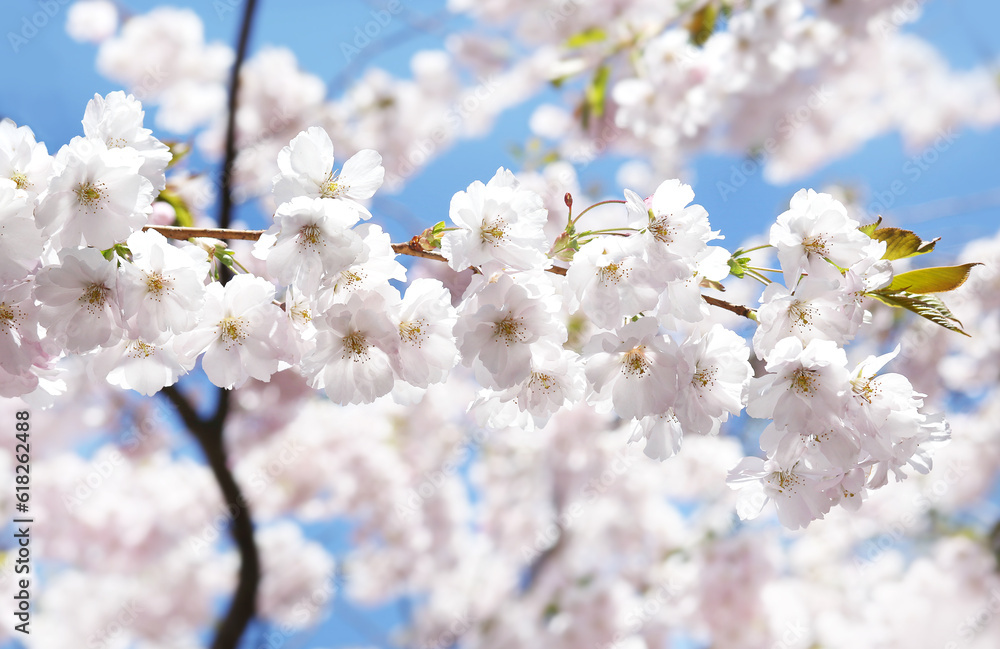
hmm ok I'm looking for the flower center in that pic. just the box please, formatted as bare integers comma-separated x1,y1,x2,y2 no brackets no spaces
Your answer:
597,260,628,286
852,376,879,404
298,224,324,250
790,367,818,395
788,301,815,328
649,216,676,244
0,302,21,332
770,468,801,493
126,339,157,359
480,216,507,245
802,235,830,257
75,181,106,212
9,172,29,191
493,314,524,344
320,171,347,198
622,345,651,377
528,371,556,393
693,364,717,388
335,270,365,293
146,272,167,296
219,316,247,349
399,319,425,345
80,282,110,314
342,331,370,361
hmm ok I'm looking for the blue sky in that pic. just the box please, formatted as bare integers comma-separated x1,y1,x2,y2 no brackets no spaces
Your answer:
2,1,999,647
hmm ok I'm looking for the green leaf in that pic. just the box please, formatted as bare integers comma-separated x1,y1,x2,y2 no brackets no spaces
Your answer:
565,27,606,49
871,227,939,260
885,263,981,294
165,141,191,168
869,290,969,336
582,64,610,129
686,3,718,46
727,256,750,279
157,189,194,228
858,216,882,237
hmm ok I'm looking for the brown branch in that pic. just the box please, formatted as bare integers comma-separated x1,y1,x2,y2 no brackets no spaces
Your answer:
145,226,757,321
143,225,266,241
218,0,258,231
703,294,756,320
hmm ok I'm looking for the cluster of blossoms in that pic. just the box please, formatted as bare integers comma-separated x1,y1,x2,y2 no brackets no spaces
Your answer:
64,0,1000,208
1,90,954,530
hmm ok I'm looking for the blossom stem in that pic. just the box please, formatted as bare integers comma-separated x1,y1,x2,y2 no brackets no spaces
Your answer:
744,268,772,285
144,225,759,320
572,199,626,225
733,244,774,256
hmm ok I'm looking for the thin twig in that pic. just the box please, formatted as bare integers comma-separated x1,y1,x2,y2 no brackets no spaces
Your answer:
144,225,757,320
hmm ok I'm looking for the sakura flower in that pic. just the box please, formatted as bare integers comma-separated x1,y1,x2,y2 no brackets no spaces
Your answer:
34,247,124,353
629,411,685,461
272,127,384,218
317,223,405,300
391,278,459,389
118,229,210,342
441,167,550,273
752,271,854,355
584,316,679,420
566,235,660,330
88,336,197,396
727,437,837,530
252,196,367,295
82,91,172,192
846,347,951,488
625,179,718,279
303,290,400,404
770,189,880,284
0,181,44,282
282,286,318,363
454,272,564,390
746,337,850,433
35,137,154,249
66,0,120,43
174,275,290,389
675,325,752,435
0,280,47,377
0,119,53,199
491,341,586,425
